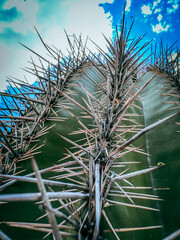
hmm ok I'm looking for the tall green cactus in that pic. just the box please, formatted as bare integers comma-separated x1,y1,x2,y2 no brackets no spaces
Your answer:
0,12,179,240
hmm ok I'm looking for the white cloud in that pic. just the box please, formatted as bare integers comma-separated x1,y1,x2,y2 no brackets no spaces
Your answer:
167,0,179,14
1,0,39,34
125,0,132,12
167,7,173,13
141,0,162,15
141,5,152,15
152,23,170,33
157,14,163,21
154,8,162,13
152,0,161,9
61,0,112,51
173,4,179,9
0,0,113,90
167,4,179,14
167,0,178,4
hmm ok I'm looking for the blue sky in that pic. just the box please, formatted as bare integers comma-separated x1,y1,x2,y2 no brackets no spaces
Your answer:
100,0,180,45
0,0,179,90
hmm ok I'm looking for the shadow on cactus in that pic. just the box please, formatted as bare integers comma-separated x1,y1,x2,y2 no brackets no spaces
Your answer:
0,10,180,240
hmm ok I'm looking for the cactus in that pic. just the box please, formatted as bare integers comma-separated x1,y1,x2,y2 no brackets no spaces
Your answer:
0,12,180,240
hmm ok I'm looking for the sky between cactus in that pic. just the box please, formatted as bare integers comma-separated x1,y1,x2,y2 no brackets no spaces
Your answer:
0,0,179,91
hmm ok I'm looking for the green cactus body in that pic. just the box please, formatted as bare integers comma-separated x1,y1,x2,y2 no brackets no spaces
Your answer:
0,13,180,240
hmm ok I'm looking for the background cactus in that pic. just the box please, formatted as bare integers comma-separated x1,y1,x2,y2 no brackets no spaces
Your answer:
0,12,180,240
